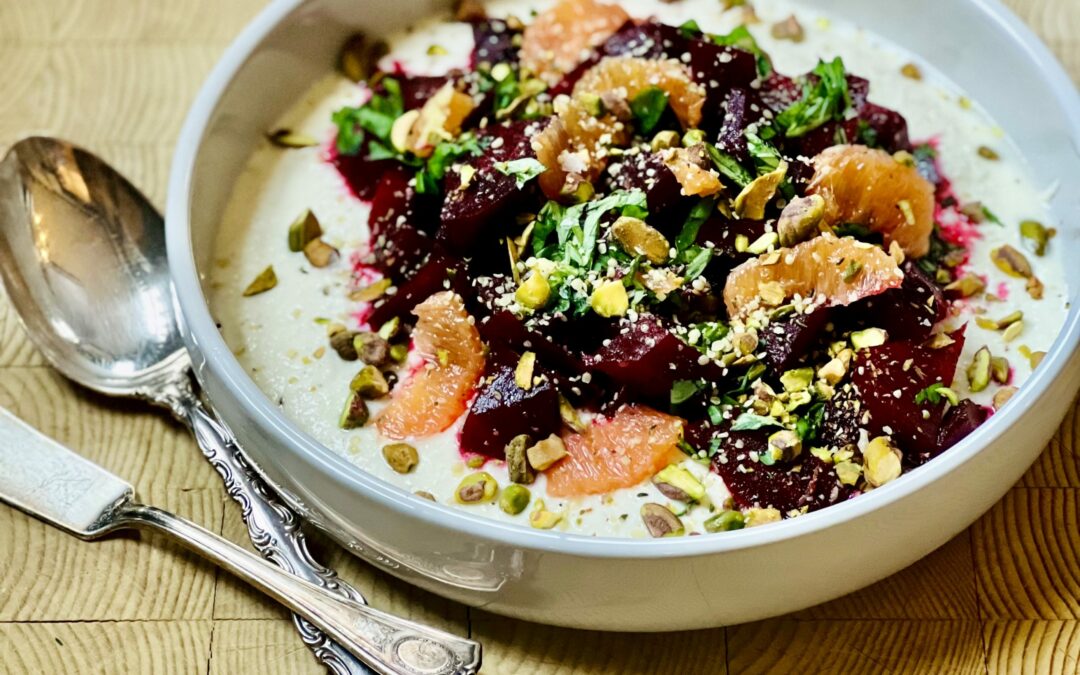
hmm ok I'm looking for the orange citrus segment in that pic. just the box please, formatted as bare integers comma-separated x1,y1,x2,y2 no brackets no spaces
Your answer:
376,292,485,438
722,233,904,319
533,57,705,200
663,146,723,196
520,0,630,86
546,405,685,497
807,144,935,258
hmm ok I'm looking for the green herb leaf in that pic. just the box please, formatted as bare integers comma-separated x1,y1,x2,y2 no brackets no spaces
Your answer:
731,412,784,431
775,57,852,138
675,198,716,252
629,87,670,135
981,205,1004,227
678,19,702,38
671,379,706,406
558,190,648,269
795,402,825,440
745,132,782,175
706,405,725,425
914,382,946,405
705,143,753,187
683,246,713,281
494,157,547,189
331,78,406,156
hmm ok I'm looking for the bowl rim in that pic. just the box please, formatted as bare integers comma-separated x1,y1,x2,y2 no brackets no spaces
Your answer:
167,0,1080,559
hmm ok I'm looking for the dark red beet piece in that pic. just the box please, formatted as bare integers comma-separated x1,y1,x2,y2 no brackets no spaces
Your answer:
586,315,726,402
364,223,432,280
688,39,758,130
394,74,453,111
603,20,687,59
366,251,468,326
331,146,396,201
758,72,802,113
850,262,947,341
850,327,966,454
478,310,588,377
860,102,911,153
694,216,767,280
439,119,540,254
611,152,685,224
470,19,521,67
761,307,832,371
367,166,413,238
459,350,562,459
933,399,989,461
688,422,855,513
716,88,757,161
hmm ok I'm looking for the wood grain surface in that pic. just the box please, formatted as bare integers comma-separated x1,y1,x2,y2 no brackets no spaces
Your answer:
0,1,1077,673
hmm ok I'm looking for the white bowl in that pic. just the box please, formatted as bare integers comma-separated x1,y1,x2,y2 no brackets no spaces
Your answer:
167,0,1080,631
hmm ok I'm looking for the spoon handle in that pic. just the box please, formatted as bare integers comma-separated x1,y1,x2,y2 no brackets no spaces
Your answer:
107,500,480,675
178,394,377,674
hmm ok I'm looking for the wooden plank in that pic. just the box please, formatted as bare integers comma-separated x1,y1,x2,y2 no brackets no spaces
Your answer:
973,488,1080,619
727,620,985,674
471,611,725,675
1020,399,1079,488
209,619,322,675
1000,0,1080,80
0,621,212,674
793,532,978,619
984,620,1080,675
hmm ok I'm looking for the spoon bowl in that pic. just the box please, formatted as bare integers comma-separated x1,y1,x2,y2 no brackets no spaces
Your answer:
0,137,188,398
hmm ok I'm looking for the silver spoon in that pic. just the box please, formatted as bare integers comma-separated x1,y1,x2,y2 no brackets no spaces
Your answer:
0,136,481,675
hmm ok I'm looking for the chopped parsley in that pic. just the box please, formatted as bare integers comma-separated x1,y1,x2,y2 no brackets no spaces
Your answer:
674,198,716,252
731,412,784,431
671,379,707,406
795,402,826,441
914,382,958,406
705,143,753,187
415,134,487,194
331,78,406,157
746,132,783,175
494,157,547,189
630,87,670,134
775,57,853,138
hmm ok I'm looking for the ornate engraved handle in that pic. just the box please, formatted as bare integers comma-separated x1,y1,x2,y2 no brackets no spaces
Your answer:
109,501,481,675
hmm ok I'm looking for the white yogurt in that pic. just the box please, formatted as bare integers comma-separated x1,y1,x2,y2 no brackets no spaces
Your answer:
210,0,1068,537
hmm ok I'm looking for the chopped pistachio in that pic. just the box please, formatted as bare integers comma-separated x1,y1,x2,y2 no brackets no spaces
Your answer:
490,62,513,82
287,206,319,251
437,348,451,367
734,233,750,252
514,351,536,390
767,429,802,462
926,332,956,349
377,317,401,341
780,367,814,393
558,395,587,433
506,434,535,484
745,507,782,527
770,15,804,42
455,164,477,191
1026,275,1044,300
426,44,448,56
329,328,359,360
242,266,277,297
733,330,759,356
863,436,903,487
590,280,629,318
990,245,1032,279
579,92,603,117
651,129,681,152
1002,320,1024,343
896,199,916,226
266,128,319,148
734,161,788,220
681,129,706,147
455,472,497,504
529,500,562,529
976,310,1023,331
351,278,392,302
560,173,595,203
515,272,551,310
641,503,684,537
900,63,923,80
1019,220,1051,256
757,280,786,306
704,510,746,532
993,386,1018,410
389,343,409,363
990,356,1010,384
414,490,436,501
338,33,387,82
526,435,568,471
381,442,418,473
777,194,825,247
851,327,887,350
338,392,369,429
499,484,531,515
350,365,390,398
652,464,706,502
834,460,862,486
354,333,391,367
944,274,985,298
977,145,1000,161
747,231,779,255
609,216,671,264
842,260,863,282
303,238,339,268
466,455,485,469
967,346,992,393
390,109,421,153
817,349,852,386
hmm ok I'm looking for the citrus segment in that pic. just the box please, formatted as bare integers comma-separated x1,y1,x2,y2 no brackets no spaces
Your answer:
546,405,685,497
376,291,485,438
722,233,904,319
520,0,630,86
807,144,935,258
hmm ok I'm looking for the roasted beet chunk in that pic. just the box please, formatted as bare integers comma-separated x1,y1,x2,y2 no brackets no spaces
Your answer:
850,328,966,454
689,39,758,130
602,20,687,59
716,88,757,161
471,19,521,67
459,350,562,459
694,216,767,280
438,120,540,253
933,399,989,461
367,251,467,326
761,307,831,371
688,422,855,513
611,152,685,222
849,262,947,341
331,147,396,201
365,222,432,280
368,166,414,238
587,315,726,402
478,310,588,377
396,74,454,111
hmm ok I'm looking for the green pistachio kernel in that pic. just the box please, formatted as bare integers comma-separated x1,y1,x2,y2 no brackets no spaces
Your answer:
499,484,532,515
1019,220,1051,256
242,266,278,297
338,392,369,430
381,442,418,474
350,365,390,399
652,464,706,502
455,472,498,504
505,434,535,484
851,327,888,350
704,510,746,533
780,367,815,393
287,209,322,252
967,346,992,393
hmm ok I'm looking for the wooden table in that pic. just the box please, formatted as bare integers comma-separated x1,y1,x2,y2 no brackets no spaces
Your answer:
0,1,1076,672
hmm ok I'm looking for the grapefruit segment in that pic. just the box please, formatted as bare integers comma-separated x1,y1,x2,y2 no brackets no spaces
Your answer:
807,144,935,258
520,0,630,86
376,292,485,438
546,405,685,497
722,233,904,319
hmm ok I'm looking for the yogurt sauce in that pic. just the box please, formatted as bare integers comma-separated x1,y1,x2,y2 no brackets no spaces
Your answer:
210,0,1068,537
